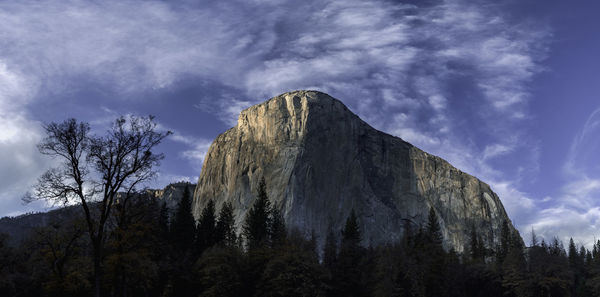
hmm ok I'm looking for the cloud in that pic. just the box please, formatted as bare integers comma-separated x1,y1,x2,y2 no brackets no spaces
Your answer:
483,144,514,160
517,108,600,248
488,181,536,226
526,206,600,248
0,57,55,215
0,0,267,95
0,111,54,216
565,108,600,177
0,0,550,224
170,132,213,170
152,173,196,189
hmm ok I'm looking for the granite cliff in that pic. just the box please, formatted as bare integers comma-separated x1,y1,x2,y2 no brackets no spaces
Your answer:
144,182,196,216
192,90,518,252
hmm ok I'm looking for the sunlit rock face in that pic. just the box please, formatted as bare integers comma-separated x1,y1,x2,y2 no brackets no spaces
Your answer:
192,90,518,251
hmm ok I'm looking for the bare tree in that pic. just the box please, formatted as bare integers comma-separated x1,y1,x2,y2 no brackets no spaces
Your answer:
27,116,171,297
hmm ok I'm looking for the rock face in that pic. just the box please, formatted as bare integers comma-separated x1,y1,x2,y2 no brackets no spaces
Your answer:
192,90,518,252
145,182,196,217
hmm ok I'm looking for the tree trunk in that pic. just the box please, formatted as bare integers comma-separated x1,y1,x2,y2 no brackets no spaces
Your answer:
94,248,103,297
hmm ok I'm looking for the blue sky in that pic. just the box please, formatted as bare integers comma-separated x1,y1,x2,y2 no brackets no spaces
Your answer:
0,0,599,246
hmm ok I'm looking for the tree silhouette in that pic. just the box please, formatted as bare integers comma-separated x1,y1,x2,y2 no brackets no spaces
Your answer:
171,186,196,252
27,116,170,297
243,178,271,250
335,209,364,297
195,199,217,255
426,207,443,247
216,202,236,247
269,207,286,248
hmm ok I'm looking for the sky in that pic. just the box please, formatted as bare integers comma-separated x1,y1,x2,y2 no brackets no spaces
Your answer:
0,0,599,246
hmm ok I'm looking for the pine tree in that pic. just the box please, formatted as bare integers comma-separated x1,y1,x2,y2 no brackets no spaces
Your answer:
426,207,443,247
195,199,217,255
568,239,586,296
269,207,286,247
242,178,271,250
497,220,511,265
242,179,274,297
469,225,483,262
530,227,538,247
341,210,361,246
171,186,196,251
216,202,236,247
334,210,364,297
501,246,527,297
158,201,170,237
568,238,578,267
423,207,446,297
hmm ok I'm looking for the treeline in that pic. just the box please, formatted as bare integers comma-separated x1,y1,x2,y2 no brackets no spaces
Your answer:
2,181,600,297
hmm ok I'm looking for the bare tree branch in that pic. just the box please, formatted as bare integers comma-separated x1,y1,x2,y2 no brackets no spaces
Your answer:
27,115,170,297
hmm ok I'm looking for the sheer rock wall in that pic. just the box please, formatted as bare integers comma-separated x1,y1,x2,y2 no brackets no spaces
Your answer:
192,90,518,251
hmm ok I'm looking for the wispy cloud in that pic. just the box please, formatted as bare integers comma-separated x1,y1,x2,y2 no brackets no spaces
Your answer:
169,132,213,170
523,108,600,247
0,0,551,225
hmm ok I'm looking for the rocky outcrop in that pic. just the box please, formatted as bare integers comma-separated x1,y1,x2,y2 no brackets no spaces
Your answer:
192,90,518,252
145,182,195,216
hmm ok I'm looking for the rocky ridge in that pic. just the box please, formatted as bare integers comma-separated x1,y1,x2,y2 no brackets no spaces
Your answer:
0,182,195,245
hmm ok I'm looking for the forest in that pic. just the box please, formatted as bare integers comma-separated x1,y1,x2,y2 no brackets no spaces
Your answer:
0,178,599,297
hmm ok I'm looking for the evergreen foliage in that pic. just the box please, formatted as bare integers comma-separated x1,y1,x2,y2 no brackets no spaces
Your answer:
158,201,169,237
423,208,446,297
530,227,539,246
269,207,286,248
216,202,236,247
194,246,245,297
426,207,443,247
468,225,486,262
171,186,196,251
341,209,361,246
255,234,325,297
334,209,365,297
6,189,600,297
243,178,272,250
195,199,217,255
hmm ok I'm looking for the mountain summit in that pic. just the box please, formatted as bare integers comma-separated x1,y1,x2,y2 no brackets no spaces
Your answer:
192,90,517,251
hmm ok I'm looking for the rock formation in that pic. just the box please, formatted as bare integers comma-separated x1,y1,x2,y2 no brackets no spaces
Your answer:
145,182,196,216
192,90,518,252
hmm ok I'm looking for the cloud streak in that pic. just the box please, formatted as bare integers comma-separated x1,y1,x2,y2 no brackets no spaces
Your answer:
0,0,551,231
523,108,600,247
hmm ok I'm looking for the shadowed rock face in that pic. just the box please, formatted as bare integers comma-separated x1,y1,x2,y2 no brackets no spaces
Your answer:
145,182,195,216
192,90,518,251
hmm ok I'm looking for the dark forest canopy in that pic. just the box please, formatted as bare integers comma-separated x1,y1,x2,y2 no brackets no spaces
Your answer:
2,182,600,297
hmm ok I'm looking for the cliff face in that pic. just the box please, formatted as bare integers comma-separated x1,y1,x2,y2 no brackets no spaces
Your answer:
145,182,195,216
192,90,517,251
